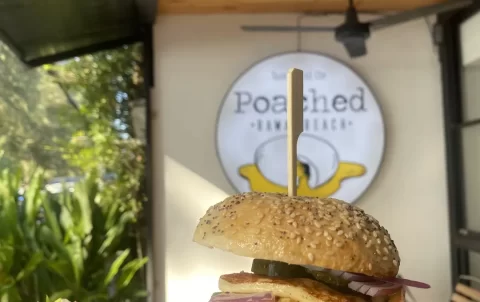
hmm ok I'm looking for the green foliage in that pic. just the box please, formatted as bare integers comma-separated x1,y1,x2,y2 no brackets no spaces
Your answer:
49,44,147,222
0,38,147,301
0,41,82,177
48,46,148,276
0,170,148,302
46,43,144,138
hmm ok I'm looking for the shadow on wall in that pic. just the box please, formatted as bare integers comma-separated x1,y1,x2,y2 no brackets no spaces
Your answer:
163,155,252,302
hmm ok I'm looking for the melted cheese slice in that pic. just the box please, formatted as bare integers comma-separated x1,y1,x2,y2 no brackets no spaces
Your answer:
219,273,368,302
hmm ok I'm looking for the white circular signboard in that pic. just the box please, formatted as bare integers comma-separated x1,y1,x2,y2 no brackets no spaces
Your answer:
216,52,385,204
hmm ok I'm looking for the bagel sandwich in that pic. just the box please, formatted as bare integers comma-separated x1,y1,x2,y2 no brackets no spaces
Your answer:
193,192,429,302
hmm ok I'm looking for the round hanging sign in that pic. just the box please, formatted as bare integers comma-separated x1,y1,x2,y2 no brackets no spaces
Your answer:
216,52,385,203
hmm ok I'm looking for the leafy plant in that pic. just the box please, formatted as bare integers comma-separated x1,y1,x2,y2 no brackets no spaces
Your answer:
0,41,82,177
0,169,148,302
0,39,148,302
47,44,148,268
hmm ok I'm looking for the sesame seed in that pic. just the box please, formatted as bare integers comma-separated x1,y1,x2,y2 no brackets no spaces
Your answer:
383,256,388,261
308,253,315,262
335,242,343,248
211,194,398,266
296,237,302,244
368,263,372,270
377,248,382,255
393,259,398,266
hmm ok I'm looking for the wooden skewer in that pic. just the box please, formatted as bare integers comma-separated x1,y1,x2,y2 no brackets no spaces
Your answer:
287,68,304,197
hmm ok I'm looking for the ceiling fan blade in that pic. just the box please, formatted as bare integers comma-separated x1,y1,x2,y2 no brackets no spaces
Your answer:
241,25,336,32
370,0,473,30
343,39,367,58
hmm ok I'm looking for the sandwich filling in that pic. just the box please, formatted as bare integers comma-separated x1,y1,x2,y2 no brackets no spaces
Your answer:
210,259,411,302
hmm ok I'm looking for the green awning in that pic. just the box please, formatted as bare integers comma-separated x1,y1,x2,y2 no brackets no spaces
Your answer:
0,0,156,66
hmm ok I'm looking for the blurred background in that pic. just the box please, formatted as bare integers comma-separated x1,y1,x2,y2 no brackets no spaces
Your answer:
1,0,480,302
0,1,154,301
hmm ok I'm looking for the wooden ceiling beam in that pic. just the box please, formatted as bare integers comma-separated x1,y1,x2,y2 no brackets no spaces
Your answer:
158,0,449,15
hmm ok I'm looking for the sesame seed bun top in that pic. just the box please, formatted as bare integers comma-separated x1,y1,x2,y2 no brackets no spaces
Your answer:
193,192,400,278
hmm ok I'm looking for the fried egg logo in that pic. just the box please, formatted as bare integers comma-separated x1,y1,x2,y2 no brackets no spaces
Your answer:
216,52,385,203
238,134,366,197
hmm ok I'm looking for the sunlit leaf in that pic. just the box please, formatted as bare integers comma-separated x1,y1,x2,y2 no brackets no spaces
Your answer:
116,257,148,289
104,249,130,286
49,289,73,301
15,252,43,281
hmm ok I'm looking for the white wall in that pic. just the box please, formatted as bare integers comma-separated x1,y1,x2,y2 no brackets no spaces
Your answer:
461,10,480,66
153,14,450,302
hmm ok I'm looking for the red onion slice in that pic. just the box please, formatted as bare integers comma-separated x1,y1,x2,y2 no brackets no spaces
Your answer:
303,266,375,282
338,271,375,282
381,277,430,289
301,265,430,289
348,281,403,297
